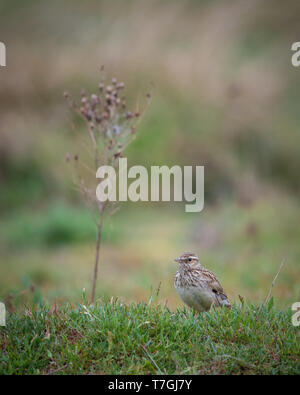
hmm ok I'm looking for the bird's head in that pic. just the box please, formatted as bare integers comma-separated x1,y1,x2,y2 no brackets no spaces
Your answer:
174,252,201,269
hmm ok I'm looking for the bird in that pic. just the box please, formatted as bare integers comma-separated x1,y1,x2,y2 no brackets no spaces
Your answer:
174,252,231,312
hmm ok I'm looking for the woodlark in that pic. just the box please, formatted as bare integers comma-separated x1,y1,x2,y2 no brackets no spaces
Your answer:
174,252,231,312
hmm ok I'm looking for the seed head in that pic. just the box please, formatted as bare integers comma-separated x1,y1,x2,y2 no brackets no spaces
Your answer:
106,85,113,94
117,82,125,90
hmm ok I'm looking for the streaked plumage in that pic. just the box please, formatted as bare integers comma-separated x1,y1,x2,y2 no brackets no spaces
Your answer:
174,252,230,312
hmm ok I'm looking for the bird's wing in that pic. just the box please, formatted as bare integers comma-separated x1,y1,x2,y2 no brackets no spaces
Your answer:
200,268,230,307
200,268,225,294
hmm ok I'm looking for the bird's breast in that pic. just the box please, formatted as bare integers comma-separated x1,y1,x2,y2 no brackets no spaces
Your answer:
174,277,214,312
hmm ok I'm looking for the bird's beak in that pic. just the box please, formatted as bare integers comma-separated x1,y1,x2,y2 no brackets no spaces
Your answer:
174,257,181,263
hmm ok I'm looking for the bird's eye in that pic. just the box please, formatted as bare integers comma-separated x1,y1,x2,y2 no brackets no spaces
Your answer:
188,258,192,262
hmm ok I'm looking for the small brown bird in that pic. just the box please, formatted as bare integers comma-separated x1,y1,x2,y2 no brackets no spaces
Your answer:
174,252,231,312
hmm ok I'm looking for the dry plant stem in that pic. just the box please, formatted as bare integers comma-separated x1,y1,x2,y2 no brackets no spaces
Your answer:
91,203,105,304
264,258,286,306
65,74,151,305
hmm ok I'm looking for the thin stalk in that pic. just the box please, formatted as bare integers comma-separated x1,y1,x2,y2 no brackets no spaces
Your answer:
91,204,105,304
264,258,286,306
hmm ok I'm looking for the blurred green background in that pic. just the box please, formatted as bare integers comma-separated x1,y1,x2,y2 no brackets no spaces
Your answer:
0,0,299,310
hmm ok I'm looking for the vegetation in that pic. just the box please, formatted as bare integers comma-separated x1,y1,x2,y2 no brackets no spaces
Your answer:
1,298,299,375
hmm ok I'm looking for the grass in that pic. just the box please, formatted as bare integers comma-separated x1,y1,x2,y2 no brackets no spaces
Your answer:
0,298,299,375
